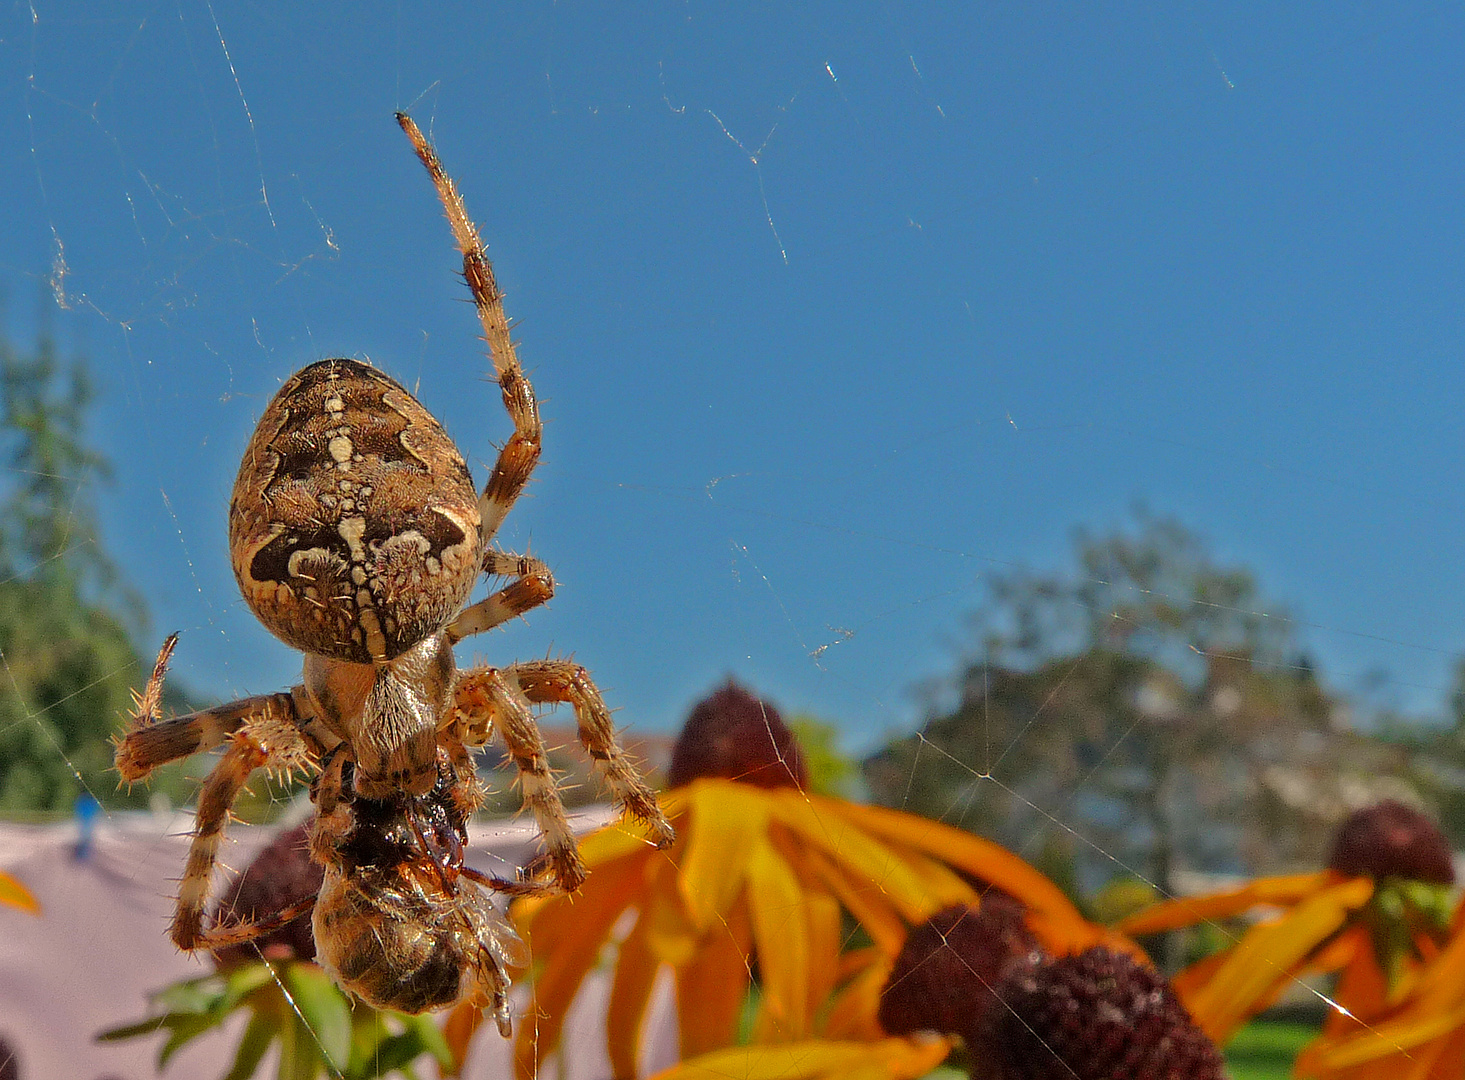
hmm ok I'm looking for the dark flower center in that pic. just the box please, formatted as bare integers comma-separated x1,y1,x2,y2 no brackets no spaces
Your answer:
878,895,1036,1038
1327,800,1455,885
212,822,322,967
666,681,807,790
970,946,1224,1080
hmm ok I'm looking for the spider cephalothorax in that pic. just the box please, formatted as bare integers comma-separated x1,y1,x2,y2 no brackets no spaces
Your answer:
113,113,673,1028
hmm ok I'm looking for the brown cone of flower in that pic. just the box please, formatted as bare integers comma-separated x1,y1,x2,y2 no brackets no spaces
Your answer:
878,894,1037,1038
1327,800,1455,885
969,946,1225,1080
0,1034,18,1080
212,822,322,967
666,681,807,790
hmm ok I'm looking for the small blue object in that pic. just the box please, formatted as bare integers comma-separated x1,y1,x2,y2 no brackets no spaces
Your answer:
73,792,100,861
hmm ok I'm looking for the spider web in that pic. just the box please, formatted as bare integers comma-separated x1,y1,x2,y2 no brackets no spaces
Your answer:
4,3,1465,1078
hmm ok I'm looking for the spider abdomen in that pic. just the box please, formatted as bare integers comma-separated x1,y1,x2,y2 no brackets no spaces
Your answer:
230,358,482,663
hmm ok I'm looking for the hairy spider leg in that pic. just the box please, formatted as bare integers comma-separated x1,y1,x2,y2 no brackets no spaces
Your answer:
115,634,340,785
114,636,334,953
447,666,587,891
171,721,318,950
446,551,556,646
509,659,675,849
397,112,541,546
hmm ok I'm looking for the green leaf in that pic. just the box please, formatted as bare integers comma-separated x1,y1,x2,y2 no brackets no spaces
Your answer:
282,963,352,1070
362,1032,433,1078
345,1007,391,1079
95,1015,173,1042
277,1010,323,1080
152,974,228,1015
223,1010,279,1080
158,1012,227,1069
394,1013,453,1068
220,961,281,1011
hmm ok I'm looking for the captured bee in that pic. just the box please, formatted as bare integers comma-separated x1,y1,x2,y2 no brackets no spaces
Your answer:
113,112,674,1025
310,747,531,1034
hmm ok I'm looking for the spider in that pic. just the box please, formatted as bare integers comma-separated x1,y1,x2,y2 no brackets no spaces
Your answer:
113,113,674,1024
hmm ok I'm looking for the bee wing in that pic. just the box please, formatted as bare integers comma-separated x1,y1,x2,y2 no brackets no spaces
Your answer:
459,879,532,970
481,902,530,970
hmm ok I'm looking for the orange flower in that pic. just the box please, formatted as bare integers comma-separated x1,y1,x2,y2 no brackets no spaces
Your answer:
1292,895,1465,1080
1118,801,1456,1049
0,869,38,914
644,1036,952,1080
500,683,1120,1080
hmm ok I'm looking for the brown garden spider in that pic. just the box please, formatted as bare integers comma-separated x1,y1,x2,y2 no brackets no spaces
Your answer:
113,113,674,1025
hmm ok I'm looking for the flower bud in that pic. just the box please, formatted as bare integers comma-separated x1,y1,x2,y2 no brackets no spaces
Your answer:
666,681,807,790
1327,800,1454,885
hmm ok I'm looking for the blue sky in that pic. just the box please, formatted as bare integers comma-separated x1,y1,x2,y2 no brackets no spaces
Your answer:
4,4,1465,754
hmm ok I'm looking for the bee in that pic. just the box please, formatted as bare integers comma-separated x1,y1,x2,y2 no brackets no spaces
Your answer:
309,746,531,1032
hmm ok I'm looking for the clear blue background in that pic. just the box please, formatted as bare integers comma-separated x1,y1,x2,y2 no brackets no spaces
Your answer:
4,4,1465,753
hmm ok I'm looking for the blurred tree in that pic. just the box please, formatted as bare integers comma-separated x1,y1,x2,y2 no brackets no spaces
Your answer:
1410,658,1465,842
0,312,192,813
865,511,1417,913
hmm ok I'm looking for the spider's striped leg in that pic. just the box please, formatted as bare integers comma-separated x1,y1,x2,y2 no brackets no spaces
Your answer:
447,666,586,892
114,634,318,783
171,718,317,950
445,551,555,646
397,112,542,546
507,659,675,849
185,896,318,953
115,693,306,784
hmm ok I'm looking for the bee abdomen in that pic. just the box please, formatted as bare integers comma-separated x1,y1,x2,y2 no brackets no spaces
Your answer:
314,873,468,1014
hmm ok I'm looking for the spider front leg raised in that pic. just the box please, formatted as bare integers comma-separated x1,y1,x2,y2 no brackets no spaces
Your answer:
398,111,542,547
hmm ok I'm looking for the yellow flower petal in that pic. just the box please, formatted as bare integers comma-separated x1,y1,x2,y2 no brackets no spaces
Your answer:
1303,927,1465,1071
646,855,702,967
1304,999,1465,1072
836,946,884,982
606,908,662,1080
1187,876,1374,1045
768,793,945,924
1171,946,1233,1001
789,842,907,956
805,888,842,1021
583,814,681,865
822,957,892,1041
1118,871,1339,936
679,781,768,930
646,1036,951,1080
0,870,38,915
896,847,983,911
677,891,754,1059
831,800,1086,933
514,848,655,1080
747,838,813,1040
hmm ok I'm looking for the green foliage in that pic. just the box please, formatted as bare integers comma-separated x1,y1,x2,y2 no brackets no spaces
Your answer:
1222,1019,1317,1080
0,317,193,812
1363,878,1455,987
786,713,862,799
1085,876,1160,925
98,960,454,1080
